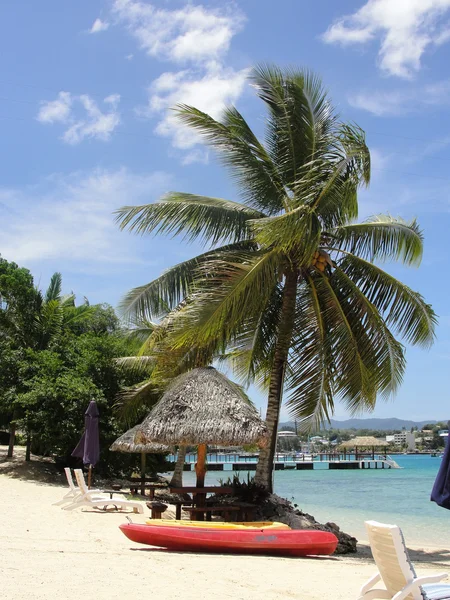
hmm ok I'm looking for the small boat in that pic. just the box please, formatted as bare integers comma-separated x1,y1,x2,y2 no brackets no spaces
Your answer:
120,523,338,556
145,519,290,530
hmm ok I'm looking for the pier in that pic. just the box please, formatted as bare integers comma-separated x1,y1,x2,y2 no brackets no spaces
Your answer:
171,452,401,471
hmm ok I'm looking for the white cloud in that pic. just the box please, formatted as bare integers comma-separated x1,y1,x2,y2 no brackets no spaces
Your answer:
144,65,249,151
349,79,450,115
111,0,245,65
181,149,209,166
0,168,171,266
322,0,450,78
111,1,249,160
90,18,109,34
37,91,72,123
37,93,121,144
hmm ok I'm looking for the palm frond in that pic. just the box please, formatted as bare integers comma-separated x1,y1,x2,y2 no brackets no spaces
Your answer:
314,273,377,412
115,355,156,377
116,193,264,247
62,304,95,326
230,284,283,388
114,379,162,426
119,241,256,321
251,64,336,189
331,266,405,400
285,277,334,431
45,272,62,303
167,250,282,349
174,104,287,214
339,253,436,347
250,207,321,263
331,215,424,266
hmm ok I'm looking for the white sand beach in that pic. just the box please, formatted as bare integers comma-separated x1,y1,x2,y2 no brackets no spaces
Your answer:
1,447,449,600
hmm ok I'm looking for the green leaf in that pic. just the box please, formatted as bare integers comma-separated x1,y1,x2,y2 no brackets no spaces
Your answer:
331,215,424,266
119,241,256,321
174,105,287,214
116,193,264,246
339,253,436,347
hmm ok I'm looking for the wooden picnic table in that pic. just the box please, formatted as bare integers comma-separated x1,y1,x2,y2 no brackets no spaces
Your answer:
169,486,235,521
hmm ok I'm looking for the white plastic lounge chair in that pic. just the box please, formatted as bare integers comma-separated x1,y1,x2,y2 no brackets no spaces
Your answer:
359,521,449,600
63,469,144,513
54,467,102,506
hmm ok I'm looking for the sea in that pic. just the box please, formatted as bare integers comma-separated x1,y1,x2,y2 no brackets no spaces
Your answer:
174,454,449,546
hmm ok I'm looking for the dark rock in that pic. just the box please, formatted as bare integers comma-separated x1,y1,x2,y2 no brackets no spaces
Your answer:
251,493,357,554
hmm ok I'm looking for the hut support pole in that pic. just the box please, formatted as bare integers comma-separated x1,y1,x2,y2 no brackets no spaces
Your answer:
195,444,207,488
140,453,146,496
194,444,207,521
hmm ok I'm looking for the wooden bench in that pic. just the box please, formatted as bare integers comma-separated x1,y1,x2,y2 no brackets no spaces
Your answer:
182,505,240,521
128,479,169,498
169,486,235,521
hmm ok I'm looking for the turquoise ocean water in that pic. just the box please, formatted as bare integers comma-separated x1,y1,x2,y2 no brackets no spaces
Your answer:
176,455,449,545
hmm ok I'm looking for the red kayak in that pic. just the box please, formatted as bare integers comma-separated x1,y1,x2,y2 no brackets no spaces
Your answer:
119,523,338,556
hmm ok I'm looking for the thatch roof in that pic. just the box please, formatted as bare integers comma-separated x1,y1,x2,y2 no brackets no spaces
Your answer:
136,367,268,447
339,436,389,448
110,424,169,453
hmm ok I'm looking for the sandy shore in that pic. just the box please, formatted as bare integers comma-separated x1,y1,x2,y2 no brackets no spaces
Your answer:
1,447,449,600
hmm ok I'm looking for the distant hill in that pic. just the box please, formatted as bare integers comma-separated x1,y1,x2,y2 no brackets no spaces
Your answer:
279,418,439,431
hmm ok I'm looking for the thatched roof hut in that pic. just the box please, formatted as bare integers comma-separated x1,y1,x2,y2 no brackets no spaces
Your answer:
110,425,169,454
339,436,389,449
136,367,268,487
136,367,268,447
110,424,169,495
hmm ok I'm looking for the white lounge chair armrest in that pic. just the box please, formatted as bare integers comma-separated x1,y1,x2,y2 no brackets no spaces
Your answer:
393,575,449,600
360,573,382,594
415,573,449,585
357,589,391,600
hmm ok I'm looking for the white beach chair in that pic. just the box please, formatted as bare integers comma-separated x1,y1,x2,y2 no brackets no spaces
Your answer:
359,521,449,600
54,467,102,506
63,469,144,513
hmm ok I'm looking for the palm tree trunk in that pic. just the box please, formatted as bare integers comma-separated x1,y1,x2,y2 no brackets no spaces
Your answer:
7,422,16,458
169,446,187,487
25,431,31,462
255,269,298,492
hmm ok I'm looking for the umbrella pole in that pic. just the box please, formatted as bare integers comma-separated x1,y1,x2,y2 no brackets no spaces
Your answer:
140,453,146,496
88,464,92,490
195,444,207,488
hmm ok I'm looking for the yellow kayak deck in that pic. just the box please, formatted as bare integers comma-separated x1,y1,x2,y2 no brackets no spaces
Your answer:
144,519,290,530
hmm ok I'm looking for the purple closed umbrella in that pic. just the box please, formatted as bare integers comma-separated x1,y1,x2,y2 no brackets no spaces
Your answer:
72,400,100,488
431,422,450,509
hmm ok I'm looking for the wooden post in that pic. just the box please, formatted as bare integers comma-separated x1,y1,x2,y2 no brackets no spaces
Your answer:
194,444,207,522
195,444,207,488
87,464,93,489
140,453,146,496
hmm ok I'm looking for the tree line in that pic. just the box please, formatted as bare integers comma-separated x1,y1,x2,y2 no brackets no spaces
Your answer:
0,258,165,475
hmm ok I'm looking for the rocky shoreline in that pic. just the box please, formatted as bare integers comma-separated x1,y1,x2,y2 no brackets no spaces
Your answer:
251,493,357,554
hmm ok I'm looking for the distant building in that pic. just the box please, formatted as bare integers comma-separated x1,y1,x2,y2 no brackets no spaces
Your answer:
278,430,298,438
390,431,415,451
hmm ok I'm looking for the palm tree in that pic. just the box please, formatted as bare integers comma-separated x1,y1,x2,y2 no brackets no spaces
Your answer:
116,66,436,491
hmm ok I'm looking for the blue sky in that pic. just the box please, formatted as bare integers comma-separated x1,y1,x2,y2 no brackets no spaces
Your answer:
1,0,450,422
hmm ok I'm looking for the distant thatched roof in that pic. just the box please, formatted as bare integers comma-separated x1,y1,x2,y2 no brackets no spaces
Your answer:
339,436,389,448
136,367,268,447
110,424,169,453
